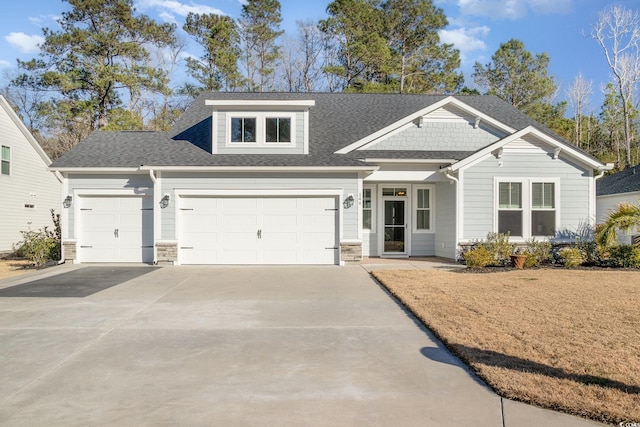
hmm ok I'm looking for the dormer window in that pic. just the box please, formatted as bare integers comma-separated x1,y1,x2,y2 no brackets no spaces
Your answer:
206,99,315,154
231,117,257,143
227,113,295,146
266,117,291,143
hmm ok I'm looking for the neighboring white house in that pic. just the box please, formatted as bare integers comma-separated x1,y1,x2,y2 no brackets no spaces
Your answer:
0,95,62,253
50,93,612,265
596,165,640,244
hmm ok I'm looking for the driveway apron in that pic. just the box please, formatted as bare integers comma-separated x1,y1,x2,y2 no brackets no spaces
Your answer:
0,265,602,426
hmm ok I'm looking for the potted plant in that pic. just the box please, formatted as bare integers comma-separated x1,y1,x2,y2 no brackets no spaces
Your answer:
510,248,527,269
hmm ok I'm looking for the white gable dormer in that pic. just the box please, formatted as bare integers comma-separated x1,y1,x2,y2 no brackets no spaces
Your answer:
205,99,315,155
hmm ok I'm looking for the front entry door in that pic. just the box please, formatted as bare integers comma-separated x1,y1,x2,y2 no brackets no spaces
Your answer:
384,199,406,253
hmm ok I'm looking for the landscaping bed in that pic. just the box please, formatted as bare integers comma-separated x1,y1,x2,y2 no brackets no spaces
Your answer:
372,268,640,425
0,257,33,280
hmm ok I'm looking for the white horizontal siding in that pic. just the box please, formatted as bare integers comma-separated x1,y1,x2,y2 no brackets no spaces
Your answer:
435,181,457,259
0,106,60,252
462,151,591,241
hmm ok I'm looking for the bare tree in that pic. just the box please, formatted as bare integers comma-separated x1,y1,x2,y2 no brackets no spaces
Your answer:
566,72,593,148
279,20,326,92
591,5,640,168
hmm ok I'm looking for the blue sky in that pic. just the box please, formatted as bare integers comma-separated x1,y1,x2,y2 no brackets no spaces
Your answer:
0,0,638,115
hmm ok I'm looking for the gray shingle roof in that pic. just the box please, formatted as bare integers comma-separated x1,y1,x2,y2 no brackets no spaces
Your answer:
597,165,640,196
51,92,601,169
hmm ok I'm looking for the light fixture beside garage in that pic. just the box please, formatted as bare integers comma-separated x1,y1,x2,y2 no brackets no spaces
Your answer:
63,195,72,208
160,194,170,209
343,194,354,209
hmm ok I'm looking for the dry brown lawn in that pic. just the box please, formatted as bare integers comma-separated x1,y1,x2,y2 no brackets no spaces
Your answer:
372,268,640,425
0,258,33,280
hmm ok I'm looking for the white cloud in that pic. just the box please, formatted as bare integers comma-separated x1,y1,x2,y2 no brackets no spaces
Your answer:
136,0,225,20
159,11,178,24
0,59,11,67
28,14,60,26
456,0,573,20
439,26,489,53
5,32,44,54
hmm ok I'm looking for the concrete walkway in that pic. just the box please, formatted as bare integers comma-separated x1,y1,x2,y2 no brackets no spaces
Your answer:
0,264,603,426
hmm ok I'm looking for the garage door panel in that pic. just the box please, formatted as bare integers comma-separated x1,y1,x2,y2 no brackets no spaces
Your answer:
224,214,258,228
178,196,337,265
79,196,153,263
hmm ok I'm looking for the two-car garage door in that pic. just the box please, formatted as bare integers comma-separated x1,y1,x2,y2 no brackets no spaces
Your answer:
179,196,338,264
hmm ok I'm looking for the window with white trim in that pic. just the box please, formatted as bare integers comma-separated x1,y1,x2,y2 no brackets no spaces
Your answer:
265,117,291,143
531,182,555,236
414,186,434,232
362,186,375,231
496,179,558,238
1,145,10,175
231,117,256,143
498,182,523,236
228,113,295,146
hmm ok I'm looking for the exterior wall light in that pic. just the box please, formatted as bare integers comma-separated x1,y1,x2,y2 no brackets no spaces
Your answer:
343,194,354,209
63,195,73,208
160,194,170,209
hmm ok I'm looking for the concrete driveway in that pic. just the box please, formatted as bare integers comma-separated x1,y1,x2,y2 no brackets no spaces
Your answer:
0,265,602,426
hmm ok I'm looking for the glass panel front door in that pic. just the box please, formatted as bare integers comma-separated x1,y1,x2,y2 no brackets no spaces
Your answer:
384,200,405,253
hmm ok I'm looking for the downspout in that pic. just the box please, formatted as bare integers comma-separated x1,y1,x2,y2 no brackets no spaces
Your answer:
442,167,460,259
591,166,611,228
147,168,158,265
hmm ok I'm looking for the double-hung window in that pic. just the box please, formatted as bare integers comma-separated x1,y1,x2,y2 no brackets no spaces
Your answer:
1,145,9,176
531,182,555,236
498,182,523,236
414,186,433,232
496,179,557,238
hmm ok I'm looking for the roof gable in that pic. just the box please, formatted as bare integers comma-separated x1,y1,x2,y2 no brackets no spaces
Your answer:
445,126,611,172
335,96,516,154
0,95,52,166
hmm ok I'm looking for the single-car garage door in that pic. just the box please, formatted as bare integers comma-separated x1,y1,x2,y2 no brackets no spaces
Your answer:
179,196,338,265
79,195,153,263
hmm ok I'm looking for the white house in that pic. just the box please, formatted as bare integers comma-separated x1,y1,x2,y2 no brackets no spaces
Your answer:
0,95,62,254
596,165,640,244
50,93,612,265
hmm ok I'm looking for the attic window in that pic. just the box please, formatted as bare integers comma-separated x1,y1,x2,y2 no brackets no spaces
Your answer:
266,117,291,143
227,113,295,147
231,117,257,143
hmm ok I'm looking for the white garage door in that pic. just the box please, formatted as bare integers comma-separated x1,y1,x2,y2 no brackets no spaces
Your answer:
79,196,153,263
179,196,338,265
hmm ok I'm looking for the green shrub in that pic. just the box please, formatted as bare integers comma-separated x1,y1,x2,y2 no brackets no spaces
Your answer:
15,210,61,268
484,232,515,266
523,238,552,268
17,229,56,268
575,239,604,266
558,247,583,268
608,244,640,268
464,246,494,269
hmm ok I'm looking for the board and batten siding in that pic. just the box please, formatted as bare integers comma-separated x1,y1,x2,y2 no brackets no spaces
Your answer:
214,111,305,154
462,146,591,241
435,181,457,259
160,172,359,241
0,104,60,252
65,173,153,239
